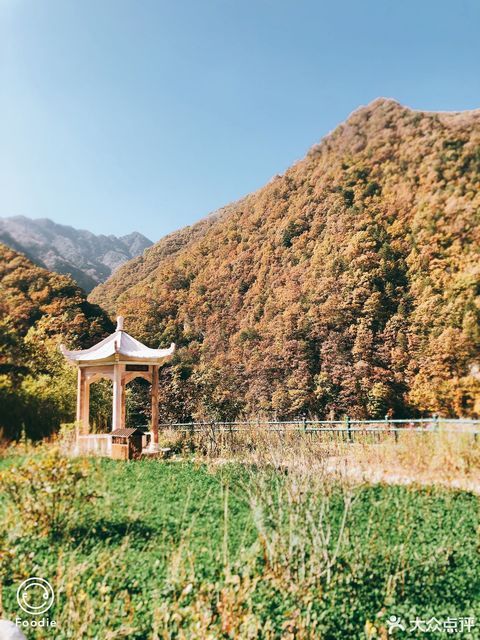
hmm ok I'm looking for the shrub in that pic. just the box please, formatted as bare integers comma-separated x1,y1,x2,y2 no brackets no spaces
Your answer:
363,181,381,198
342,189,355,206
281,221,304,248
0,448,100,539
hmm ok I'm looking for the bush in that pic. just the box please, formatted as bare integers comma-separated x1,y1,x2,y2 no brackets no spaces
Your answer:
0,448,100,539
281,221,304,248
343,189,355,206
363,181,381,197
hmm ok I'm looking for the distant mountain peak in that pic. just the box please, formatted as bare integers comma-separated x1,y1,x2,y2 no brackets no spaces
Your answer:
0,215,153,292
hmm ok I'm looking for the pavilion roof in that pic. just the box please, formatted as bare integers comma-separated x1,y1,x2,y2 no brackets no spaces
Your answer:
60,316,175,364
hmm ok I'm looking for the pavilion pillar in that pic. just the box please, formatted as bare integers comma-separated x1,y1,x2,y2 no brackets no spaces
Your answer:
76,368,82,425
112,364,123,431
151,365,159,447
84,380,90,433
121,377,126,430
76,367,90,435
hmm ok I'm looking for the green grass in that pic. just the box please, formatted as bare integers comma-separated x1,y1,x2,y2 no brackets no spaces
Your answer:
1,455,479,638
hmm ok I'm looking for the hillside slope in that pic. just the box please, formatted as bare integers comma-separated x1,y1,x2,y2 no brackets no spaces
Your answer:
91,205,233,307
90,98,480,419
0,216,152,291
0,243,113,438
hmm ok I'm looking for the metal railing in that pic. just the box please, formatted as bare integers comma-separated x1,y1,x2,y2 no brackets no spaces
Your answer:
157,418,480,440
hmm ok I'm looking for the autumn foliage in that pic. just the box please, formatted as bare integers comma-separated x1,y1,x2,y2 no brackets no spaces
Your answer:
90,99,480,420
0,244,113,439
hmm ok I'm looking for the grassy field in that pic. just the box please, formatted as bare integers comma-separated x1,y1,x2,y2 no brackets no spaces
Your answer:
0,444,479,639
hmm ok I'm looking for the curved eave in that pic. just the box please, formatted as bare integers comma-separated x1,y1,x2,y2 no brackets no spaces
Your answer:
60,342,175,365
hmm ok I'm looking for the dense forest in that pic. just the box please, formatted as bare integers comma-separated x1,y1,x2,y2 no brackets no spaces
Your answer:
90,99,480,421
2,98,480,436
0,244,113,439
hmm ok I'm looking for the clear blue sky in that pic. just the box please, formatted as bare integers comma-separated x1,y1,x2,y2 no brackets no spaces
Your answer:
1,0,479,241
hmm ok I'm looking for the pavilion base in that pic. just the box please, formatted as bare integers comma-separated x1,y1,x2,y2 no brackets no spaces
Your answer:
144,441,161,453
141,443,173,458
74,431,162,460
75,434,112,457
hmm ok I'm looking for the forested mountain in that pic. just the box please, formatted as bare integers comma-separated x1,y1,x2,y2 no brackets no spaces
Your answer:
89,98,479,420
90,205,233,307
0,243,113,439
0,216,152,291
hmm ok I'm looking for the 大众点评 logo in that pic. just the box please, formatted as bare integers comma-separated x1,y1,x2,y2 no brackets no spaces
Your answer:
387,614,476,634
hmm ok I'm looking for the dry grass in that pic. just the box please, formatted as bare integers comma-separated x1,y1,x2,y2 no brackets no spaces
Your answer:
342,430,480,493
158,424,480,493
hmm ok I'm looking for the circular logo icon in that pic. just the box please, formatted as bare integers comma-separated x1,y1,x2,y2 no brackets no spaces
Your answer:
16,577,54,615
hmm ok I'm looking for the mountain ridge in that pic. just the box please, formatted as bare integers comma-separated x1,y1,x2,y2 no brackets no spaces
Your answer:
0,215,153,291
92,98,480,315
88,97,480,419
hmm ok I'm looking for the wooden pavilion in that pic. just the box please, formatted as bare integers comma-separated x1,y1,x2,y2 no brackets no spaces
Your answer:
60,316,175,457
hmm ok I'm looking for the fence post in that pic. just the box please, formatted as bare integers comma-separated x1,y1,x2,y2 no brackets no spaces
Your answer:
387,413,398,443
346,415,352,443
302,414,307,432
211,420,217,455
